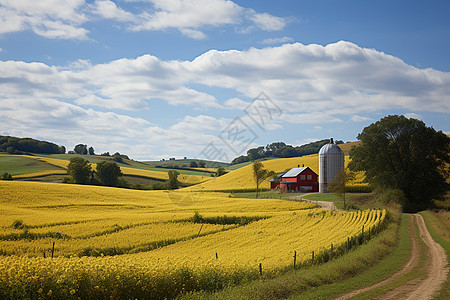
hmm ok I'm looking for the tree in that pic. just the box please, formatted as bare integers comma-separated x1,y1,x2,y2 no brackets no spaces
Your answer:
252,160,275,198
74,144,87,155
1,172,13,180
214,167,227,177
67,157,92,184
327,169,355,209
348,115,450,212
88,147,95,155
113,154,123,163
198,161,205,168
247,146,265,161
190,161,198,168
96,161,123,186
167,170,180,190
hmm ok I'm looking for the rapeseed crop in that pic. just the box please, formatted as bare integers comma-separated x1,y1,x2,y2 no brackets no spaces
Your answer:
0,181,384,299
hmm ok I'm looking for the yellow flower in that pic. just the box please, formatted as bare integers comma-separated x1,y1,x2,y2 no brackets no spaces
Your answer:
70,289,76,295
47,290,53,296
37,288,43,294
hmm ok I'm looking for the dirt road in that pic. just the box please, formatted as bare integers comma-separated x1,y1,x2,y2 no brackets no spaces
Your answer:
335,214,448,300
287,195,338,211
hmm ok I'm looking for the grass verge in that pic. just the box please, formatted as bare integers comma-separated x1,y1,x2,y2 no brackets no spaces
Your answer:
420,210,450,299
180,209,401,300
292,213,412,299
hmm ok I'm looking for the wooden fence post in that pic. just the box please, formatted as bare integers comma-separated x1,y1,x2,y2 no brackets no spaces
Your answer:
330,244,333,259
361,225,365,244
293,251,297,270
312,251,314,264
51,241,55,258
259,263,262,276
215,252,218,259
197,224,204,237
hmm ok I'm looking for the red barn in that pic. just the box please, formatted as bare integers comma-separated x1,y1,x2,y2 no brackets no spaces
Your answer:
269,172,286,189
279,167,319,193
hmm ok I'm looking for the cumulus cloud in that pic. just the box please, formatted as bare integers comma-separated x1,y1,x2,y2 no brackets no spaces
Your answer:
0,0,89,39
1,41,449,159
403,112,422,120
351,115,372,122
262,36,294,44
247,10,287,31
0,0,287,40
2,41,449,116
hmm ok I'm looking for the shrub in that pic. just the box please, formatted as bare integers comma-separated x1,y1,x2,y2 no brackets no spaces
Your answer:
12,220,25,229
374,187,407,206
1,172,13,180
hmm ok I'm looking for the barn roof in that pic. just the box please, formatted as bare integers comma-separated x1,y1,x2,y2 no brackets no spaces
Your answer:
282,167,308,178
269,172,286,182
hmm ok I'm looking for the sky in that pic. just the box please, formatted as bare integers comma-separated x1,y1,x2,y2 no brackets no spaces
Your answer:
0,0,449,162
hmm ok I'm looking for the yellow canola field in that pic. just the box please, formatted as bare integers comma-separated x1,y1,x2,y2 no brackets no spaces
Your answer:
122,208,385,272
188,154,366,191
0,181,313,227
188,155,319,191
0,181,385,299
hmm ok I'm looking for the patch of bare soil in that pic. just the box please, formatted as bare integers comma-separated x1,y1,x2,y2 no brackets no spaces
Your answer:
335,214,448,300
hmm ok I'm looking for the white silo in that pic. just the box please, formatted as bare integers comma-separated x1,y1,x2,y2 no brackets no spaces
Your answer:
319,138,344,193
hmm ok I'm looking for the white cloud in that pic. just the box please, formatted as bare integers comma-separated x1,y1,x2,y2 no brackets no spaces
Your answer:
224,97,248,109
262,36,294,44
0,0,288,40
1,41,449,159
0,0,89,40
179,28,207,40
247,10,287,31
92,0,135,22
403,112,422,120
1,41,449,117
351,115,372,122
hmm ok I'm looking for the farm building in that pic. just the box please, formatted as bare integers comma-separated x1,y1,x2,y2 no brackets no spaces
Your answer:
269,172,286,189
278,166,319,193
319,138,345,193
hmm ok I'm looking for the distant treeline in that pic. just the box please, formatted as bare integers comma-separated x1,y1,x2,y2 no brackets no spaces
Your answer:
0,135,65,154
231,139,343,165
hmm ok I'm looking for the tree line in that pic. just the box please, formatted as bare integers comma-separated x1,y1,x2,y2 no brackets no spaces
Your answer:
231,139,344,165
0,135,65,154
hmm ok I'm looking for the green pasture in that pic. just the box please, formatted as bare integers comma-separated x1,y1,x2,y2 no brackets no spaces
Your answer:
0,155,63,175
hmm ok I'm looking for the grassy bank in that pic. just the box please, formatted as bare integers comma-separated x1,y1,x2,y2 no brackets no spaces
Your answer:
420,210,450,299
181,208,401,300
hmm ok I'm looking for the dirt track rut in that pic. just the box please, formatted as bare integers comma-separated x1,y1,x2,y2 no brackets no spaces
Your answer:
335,214,448,300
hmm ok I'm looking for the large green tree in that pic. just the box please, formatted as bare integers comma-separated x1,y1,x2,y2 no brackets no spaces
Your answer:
67,157,92,184
96,161,123,186
348,115,449,212
74,144,88,155
253,160,275,198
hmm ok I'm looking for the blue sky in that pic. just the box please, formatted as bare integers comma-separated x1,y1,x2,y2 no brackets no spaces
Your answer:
0,0,449,161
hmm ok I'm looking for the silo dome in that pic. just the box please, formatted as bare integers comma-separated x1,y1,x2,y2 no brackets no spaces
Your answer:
319,138,345,193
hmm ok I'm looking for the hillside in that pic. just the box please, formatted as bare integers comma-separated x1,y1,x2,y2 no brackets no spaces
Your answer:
187,154,320,191
338,141,361,155
187,152,366,192
0,154,210,185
